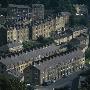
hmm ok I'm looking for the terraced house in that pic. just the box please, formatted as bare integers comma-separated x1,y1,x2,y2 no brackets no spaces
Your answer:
0,44,60,78
23,49,85,86
31,12,69,40
6,23,29,43
7,4,31,19
31,17,55,40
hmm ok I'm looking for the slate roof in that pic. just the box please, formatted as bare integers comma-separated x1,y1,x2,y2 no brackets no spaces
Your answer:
8,4,30,9
7,42,23,48
7,69,23,79
71,25,88,32
52,30,73,39
33,49,84,72
0,44,60,68
76,34,87,41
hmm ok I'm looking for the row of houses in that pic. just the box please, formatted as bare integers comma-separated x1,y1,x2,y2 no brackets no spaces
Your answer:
53,26,88,45
0,11,71,53
31,12,70,40
0,47,85,86
0,24,88,53
0,23,29,48
0,44,60,73
24,49,85,85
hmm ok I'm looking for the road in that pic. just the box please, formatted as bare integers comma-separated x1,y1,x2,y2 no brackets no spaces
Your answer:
35,70,83,90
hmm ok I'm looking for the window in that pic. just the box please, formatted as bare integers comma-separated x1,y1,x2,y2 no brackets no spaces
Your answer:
21,66,23,69
44,34,45,37
8,37,10,40
7,32,9,35
34,75,38,79
35,70,38,74
21,70,23,73
11,36,13,39
44,25,45,28
10,31,12,35
36,27,38,30
17,30,19,34
18,36,19,38
39,26,40,29
19,67,20,70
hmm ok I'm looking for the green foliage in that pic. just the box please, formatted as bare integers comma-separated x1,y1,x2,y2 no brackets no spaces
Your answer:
0,75,26,90
0,0,76,13
85,48,90,60
69,15,87,26
23,36,54,49
74,15,87,25
37,36,54,45
22,40,34,49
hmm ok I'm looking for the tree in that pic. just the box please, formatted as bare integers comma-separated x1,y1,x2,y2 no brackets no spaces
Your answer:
37,36,54,45
0,75,26,90
22,40,34,49
85,48,90,60
37,35,45,43
0,0,8,8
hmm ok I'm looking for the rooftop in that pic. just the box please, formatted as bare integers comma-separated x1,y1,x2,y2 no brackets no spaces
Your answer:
8,4,30,9
0,44,60,68
52,30,73,39
33,49,84,72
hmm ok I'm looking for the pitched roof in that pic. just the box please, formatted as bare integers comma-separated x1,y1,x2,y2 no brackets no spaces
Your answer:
8,4,30,9
0,44,60,68
33,49,84,72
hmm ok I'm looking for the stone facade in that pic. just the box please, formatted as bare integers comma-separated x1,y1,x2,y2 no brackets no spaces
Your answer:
31,13,67,40
32,4,44,20
0,44,60,75
7,24,29,43
7,4,31,19
23,49,85,86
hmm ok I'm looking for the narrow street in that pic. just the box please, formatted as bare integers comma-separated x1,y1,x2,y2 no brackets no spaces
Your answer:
35,70,83,90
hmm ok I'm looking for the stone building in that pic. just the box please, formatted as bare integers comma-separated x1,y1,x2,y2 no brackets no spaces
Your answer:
6,24,29,43
55,14,65,31
0,23,29,52
0,43,23,53
31,17,55,40
72,28,81,38
31,13,67,40
53,30,73,45
0,52,33,74
32,4,44,20
71,26,88,38
0,4,32,26
69,33,89,53
23,49,85,86
74,4,88,15
61,12,71,25
7,4,31,19
0,44,60,76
